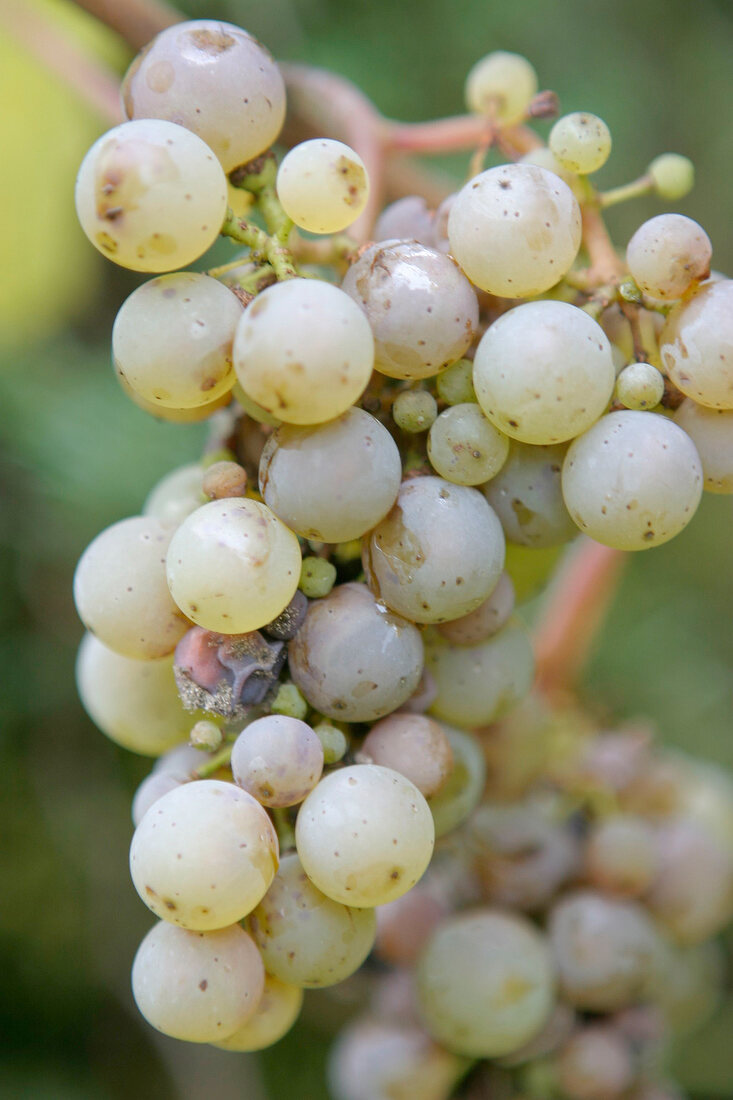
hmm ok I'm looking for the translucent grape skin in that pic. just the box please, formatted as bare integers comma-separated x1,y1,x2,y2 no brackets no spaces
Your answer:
74,515,189,659
427,403,509,486
362,477,505,625
288,582,424,723
626,214,712,301
121,20,286,172
247,852,377,987
166,498,301,634
473,300,615,445
561,411,703,550
416,909,555,1058
341,240,478,380
233,279,375,424
549,112,612,175
75,119,227,272
675,399,733,493
213,973,303,1052
659,280,733,409
143,463,204,527
129,779,279,929
428,724,487,838
464,51,538,124
360,713,454,799
276,139,369,233
112,273,241,409
259,408,402,542
437,571,515,645
483,441,577,548
230,714,324,807
447,164,582,298
132,921,264,1042
295,764,435,907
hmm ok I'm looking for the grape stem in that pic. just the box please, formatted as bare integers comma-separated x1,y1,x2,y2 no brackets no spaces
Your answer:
599,173,654,209
580,203,625,285
193,744,233,780
220,211,298,281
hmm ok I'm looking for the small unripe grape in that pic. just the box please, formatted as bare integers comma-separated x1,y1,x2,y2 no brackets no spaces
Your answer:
393,390,438,433
299,556,337,598
270,683,309,720
626,214,711,300
189,719,223,752
435,359,477,406
615,362,665,410
276,139,369,233
464,51,538,124
648,153,695,200
428,403,509,485
313,723,348,764
549,112,612,174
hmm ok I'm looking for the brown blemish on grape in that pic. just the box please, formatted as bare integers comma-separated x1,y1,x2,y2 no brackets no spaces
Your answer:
199,980,208,991
188,27,236,53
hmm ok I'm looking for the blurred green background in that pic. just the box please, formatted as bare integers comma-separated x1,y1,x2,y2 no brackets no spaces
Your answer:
1,0,733,1096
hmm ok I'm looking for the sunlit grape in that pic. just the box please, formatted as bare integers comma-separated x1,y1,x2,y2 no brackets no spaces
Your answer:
277,139,369,233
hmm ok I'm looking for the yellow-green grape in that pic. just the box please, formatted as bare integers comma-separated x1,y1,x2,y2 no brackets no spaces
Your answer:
112,273,241,409
121,20,286,173
562,412,703,550
435,359,477,406
675,400,733,493
393,390,438,433
74,517,188,660
233,279,374,424
648,153,695,200
231,714,323,808
464,51,538,124
549,112,612,175
416,910,555,1058
313,723,348,764
76,634,190,756
651,939,724,1036
615,362,665,410
276,139,369,233
132,922,264,1042
447,164,581,298
295,765,435,907
626,214,711,300
214,974,303,1052
118,374,232,421
426,618,534,729
505,543,564,603
143,463,204,528
75,119,227,272
429,725,487,838
232,382,283,427
270,682,309,720
299,556,337,598
519,146,585,200
660,281,733,409
248,852,377,987
129,779,279,929
428,403,509,485
166,498,301,633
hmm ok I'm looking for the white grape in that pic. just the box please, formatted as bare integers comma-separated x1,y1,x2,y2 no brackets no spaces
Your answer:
360,713,454,799
132,770,186,826
132,921,264,1042
483,440,577,547
561,411,703,549
615,362,665,410
166,498,301,633
437,571,515,645
447,164,581,297
113,273,241,409
427,403,509,485
473,300,615,445
213,974,303,1051
464,52,538,124
626,214,712,300
233,279,374,424
659,280,733,408
295,764,435,907
549,112,612,174
248,852,377,987
75,119,227,272
373,195,434,245
259,408,402,542
675,399,733,493
130,779,279,929
144,463,204,527
231,715,324,807
121,20,286,172
276,139,369,233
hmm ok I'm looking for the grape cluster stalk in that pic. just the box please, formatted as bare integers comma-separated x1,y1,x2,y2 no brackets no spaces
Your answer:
70,16,733,1099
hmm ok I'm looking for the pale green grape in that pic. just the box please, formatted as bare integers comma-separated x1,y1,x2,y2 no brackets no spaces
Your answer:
675,400,733,493
615,362,665,410
549,112,612,174
660,280,733,408
288,583,424,722
392,390,438,433
341,240,478,380
213,974,303,1051
121,20,285,172
299,556,337,598
248,852,376,987
464,52,538,124
428,403,509,485
361,713,453,799
259,408,401,542
483,441,577,547
233,279,374,424
75,119,227,272
428,725,487,838
231,715,323,807
626,214,711,300
130,779,278,929
313,723,348,764
295,764,435,907
648,154,695,200
76,634,189,756
519,146,583,198
651,939,723,1036
561,411,703,549
74,515,188,659
437,571,515,645
132,922,264,1042
426,618,535,729
447,164,581,297
473,300,615,445
276,139,369,233
113,273,241,409
166,498,301,633
416,910,555,1058
363,477,505,624
435,359,476,406
118,374,232,421
143,463,204,527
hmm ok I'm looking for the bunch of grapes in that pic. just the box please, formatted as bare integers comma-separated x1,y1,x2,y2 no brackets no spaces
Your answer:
72,18,733,1099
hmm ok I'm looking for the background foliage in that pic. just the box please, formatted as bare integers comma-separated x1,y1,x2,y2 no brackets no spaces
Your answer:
1,0,732,1096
